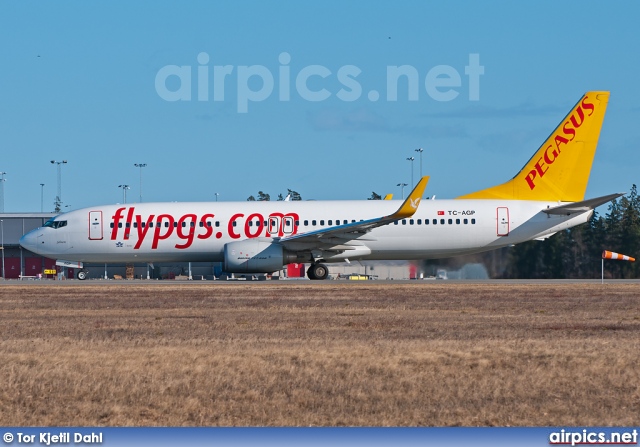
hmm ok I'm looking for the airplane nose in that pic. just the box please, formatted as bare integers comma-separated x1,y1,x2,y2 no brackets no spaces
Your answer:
19,231,37,252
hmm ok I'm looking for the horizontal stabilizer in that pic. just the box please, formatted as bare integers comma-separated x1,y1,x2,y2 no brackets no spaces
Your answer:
542,193,624,216
534,232,557,241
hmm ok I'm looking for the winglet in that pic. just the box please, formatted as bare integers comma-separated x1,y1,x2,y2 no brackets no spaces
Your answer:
388,176,429,220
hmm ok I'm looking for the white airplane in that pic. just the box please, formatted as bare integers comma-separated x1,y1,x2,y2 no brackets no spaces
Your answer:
20,91,621,280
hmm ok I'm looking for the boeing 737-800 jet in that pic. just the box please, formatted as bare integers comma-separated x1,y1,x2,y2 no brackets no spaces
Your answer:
20,91,621,280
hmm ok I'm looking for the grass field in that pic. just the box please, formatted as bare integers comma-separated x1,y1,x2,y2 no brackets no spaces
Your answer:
1,282,639,426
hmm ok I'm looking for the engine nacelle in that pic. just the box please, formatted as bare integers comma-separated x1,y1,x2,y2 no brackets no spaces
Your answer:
224,238,294,273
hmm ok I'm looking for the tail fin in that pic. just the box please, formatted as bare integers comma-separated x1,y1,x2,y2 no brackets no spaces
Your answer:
458,91,610,202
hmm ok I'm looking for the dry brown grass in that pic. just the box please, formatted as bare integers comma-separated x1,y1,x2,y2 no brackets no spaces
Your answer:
1,282,639,426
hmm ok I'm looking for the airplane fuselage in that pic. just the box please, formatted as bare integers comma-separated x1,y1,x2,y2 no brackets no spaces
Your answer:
20,199,590,264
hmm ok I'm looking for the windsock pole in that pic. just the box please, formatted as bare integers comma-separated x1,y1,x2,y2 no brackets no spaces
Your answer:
601,250,636,283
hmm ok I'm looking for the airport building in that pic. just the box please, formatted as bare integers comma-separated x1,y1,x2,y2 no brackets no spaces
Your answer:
0,213,56,279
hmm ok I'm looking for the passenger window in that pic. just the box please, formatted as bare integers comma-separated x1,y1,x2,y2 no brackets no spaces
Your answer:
133,222,138,228
149,222,153,228
402,220,406,225
199,222,204,227
456,219,460,224
464,219,468,224
304,220,309,226
471,218,476,224
432,219,437,225
448,219,452,224
295,220,300,226
119,223,123,228
248,221,253,227
173,222,177,228
215,221,220,227
182,222,186,227
440,219,445,225
232,221,237,227
394,221,398,225
110,223,114,228
410,219,414,225
425,219,429,225
312,220,316,226
320,220,325,226
417,219,422,225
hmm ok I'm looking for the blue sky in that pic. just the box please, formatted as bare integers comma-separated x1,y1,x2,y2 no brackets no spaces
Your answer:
1,1,638,211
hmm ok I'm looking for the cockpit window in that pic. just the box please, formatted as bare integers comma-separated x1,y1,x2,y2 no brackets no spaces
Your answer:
44,219,67,229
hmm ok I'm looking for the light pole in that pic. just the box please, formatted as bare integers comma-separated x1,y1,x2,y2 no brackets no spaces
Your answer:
406,157,415,186
415,147,424,178
118,185,130,204
134,163,147,202
0,172,6,213
215,193,219,202
40,183,45,213
1,219,4,280
50,160,67,213
397,183,408,200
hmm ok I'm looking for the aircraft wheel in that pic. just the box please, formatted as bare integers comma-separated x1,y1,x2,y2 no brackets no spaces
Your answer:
310,263,329,280
76,270,88,280
306,265,317,280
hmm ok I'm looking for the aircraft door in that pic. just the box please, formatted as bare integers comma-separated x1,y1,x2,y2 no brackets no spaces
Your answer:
268,216,281,236
89,211,103,240
282,216,294,235
497,207,509,236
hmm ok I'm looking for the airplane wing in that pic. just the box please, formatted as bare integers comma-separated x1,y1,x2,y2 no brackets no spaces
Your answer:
542,193,624,216
278,177,429,251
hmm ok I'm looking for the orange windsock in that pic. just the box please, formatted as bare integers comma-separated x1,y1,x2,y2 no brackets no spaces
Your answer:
602,250,635,262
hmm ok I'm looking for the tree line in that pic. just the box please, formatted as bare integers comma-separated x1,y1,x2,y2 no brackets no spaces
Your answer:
247,189,302,201
504,184,640,279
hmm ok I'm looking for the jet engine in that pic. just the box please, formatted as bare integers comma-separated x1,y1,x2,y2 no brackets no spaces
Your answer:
224,238,297,273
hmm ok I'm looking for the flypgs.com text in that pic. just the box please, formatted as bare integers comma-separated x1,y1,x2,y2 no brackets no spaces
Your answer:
155,52,484,112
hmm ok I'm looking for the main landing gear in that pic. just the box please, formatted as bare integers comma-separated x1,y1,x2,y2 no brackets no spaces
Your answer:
307,263,329,280
76,270,88,280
